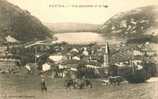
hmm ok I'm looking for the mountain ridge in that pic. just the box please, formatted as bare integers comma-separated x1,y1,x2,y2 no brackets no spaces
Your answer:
98,5,158,43
0,0,52,43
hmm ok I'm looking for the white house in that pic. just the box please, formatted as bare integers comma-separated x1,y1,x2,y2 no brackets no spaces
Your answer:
48,54,66,64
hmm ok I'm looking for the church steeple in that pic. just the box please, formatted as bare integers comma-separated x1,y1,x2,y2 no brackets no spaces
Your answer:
102,42,110,67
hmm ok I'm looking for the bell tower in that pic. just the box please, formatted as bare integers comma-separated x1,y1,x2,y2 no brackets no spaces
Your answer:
102,42,110,68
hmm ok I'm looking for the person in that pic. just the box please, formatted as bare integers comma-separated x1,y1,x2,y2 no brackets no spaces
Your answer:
41,78,47,92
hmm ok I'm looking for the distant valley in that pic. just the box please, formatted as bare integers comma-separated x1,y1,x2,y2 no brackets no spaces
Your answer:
45,23,99,33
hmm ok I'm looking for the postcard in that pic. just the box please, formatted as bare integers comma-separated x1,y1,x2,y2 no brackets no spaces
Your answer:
0,0,158,99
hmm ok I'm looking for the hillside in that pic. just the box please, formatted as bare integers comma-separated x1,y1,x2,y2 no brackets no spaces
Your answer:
0,0,52,43
45,23,99,33
98,6,158,44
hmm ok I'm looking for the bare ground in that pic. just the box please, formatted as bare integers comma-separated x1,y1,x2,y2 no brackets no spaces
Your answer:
0,74,158,99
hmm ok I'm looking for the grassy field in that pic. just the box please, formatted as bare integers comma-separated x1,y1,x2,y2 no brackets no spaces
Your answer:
0,73,158,99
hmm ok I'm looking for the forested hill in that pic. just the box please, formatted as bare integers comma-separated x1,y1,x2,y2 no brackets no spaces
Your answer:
98,6,158,43
0,0,52,43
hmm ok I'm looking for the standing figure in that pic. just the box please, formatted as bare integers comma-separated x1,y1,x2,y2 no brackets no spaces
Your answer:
41,78,47,92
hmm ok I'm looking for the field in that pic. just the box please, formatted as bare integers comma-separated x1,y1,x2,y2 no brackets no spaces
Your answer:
0,73,158,99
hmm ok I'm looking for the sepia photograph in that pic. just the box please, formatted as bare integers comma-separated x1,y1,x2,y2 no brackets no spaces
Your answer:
0,0,158,99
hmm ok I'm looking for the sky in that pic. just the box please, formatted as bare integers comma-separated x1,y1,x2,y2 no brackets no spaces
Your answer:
7,0,158,24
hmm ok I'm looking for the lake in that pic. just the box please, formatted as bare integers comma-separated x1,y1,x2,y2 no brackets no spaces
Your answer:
54,32,124,45
54,32,105,45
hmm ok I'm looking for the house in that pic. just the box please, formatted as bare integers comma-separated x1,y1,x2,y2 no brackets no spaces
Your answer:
114,62,131,76
71,48,79,53
48,54,66,64
82,47,89,56
72,56,80,61
133,50,143,56
42,63,51,72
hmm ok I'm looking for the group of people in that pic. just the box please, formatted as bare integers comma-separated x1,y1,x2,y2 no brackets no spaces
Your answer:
40,76,125,93
64,78,93,89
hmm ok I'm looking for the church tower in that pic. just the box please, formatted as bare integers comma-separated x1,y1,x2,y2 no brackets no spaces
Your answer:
102,42,110,68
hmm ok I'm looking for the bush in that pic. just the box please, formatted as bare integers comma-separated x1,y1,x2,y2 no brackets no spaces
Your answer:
125,69,149,83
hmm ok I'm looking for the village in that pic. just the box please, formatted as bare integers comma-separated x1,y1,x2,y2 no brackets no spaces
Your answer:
0,35,157,89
